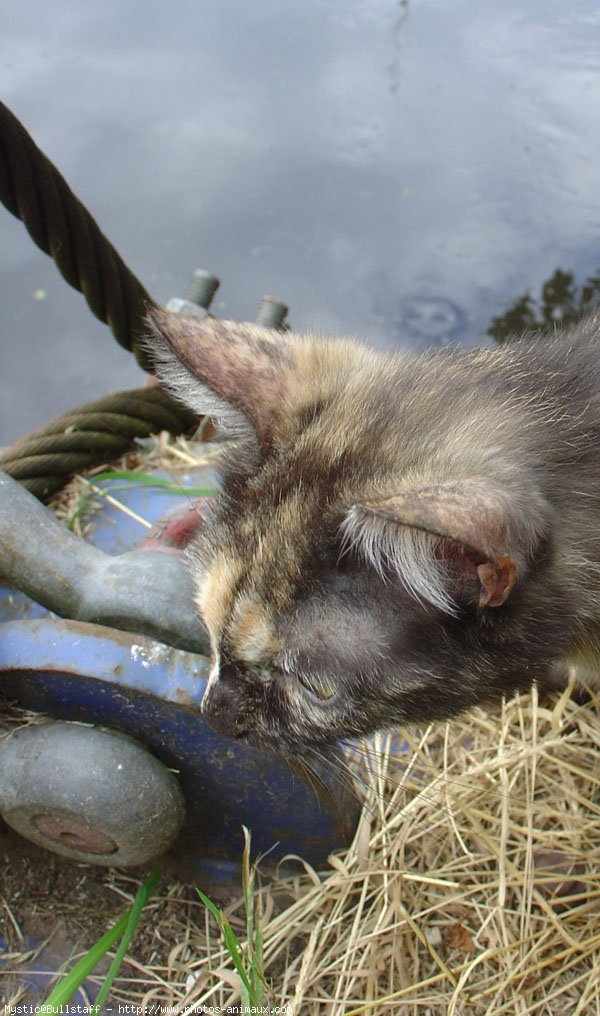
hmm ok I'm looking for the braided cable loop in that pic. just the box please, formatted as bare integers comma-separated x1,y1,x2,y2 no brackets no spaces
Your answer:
0,100,156,368
0,101,205,496
0,388,199,502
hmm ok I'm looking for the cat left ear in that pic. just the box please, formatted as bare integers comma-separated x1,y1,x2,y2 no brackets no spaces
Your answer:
342,480,549,613
145,309,295,455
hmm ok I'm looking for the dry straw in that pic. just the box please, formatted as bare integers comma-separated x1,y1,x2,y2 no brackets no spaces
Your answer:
115,679,597,1015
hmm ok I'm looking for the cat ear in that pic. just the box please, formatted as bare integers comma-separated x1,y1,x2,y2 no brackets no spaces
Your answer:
341,480,549,613
145,309,294,455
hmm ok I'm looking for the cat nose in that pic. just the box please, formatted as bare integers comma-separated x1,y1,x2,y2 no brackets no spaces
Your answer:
201,663,247,738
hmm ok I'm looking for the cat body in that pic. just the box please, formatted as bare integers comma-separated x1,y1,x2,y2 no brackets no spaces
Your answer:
148,310,600,756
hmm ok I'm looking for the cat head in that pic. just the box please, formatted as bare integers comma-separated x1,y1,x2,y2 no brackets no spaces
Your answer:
146,309,559,756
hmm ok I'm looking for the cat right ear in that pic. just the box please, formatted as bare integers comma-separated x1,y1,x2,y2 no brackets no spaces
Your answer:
145,309,295,455
341,479,551,614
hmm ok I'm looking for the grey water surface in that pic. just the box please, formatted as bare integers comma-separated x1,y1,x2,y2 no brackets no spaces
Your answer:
1,0,600,442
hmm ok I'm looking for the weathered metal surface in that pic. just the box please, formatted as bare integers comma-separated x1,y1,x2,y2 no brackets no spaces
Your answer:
0,466,360,877
0,720,185,864
0,470,209,653
0,618,358,876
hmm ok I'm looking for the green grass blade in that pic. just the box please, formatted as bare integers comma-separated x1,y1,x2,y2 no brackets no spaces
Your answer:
43,866,160,1013
92,470,218,497
196,888,222,923
42,912,130,1011
241,829,255,955
93,866,160,1012
240,827,264,1001
253,916,264,995
197,831,272,1009
66,498,91,530
94,470,183,487
197,889,254,998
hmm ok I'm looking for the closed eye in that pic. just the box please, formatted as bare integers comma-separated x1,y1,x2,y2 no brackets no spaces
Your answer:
297,671,338,701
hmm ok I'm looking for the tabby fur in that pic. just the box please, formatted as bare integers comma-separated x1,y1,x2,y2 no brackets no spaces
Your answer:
147,309,600,755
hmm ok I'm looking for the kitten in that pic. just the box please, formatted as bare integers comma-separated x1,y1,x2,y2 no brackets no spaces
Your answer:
147,309,600,757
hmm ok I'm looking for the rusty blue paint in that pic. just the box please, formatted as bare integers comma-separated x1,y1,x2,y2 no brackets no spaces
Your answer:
0,617,358,877
0,467,360,877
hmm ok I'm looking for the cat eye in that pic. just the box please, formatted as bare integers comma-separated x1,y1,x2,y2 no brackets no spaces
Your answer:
297,671,337,701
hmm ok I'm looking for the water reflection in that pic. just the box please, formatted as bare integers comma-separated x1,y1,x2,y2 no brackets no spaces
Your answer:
1,0,600,442
376,293,465,349
488,268,600,343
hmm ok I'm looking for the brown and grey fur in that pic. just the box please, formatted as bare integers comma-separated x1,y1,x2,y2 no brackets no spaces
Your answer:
147,309,600,757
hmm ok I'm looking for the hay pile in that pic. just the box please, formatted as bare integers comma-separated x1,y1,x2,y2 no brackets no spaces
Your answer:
106,681,600,1015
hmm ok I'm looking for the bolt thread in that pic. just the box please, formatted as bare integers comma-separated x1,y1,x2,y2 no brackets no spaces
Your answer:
254,295,289,330
185,269,220,308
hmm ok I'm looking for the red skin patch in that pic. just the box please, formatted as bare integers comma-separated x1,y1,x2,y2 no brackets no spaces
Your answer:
477,555,518,607
435,542,518,608
138,499,210,555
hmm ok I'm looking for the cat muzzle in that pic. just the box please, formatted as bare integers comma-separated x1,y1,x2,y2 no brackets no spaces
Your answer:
201,664,252,738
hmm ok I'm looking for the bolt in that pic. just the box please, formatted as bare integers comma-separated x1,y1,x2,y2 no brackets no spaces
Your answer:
254,295,289,330
185,269,220,309
166,269,220,318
